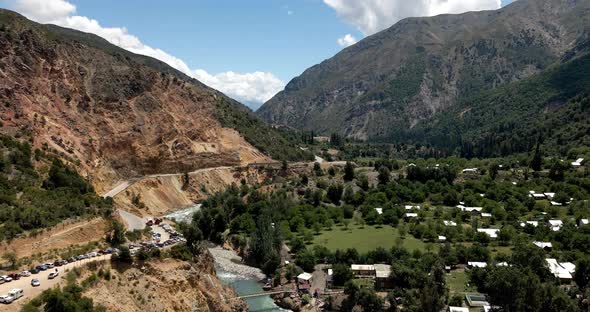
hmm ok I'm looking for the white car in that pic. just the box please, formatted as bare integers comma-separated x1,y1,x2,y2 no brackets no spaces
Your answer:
31,279,40,287
48,272,59,279
0,295,14,304
20,271,31,277
0,276,12,283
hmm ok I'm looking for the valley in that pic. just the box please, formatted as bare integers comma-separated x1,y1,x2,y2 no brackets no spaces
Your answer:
0,1,589,312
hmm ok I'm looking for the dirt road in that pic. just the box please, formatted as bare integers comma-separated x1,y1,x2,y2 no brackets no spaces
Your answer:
0,254,111,311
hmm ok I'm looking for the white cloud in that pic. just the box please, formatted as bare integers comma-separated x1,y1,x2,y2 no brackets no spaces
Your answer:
324,0,502,36
8,0,283,107
337,33,357,47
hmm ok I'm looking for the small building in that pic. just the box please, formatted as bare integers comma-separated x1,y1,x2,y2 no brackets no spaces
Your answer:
405,213,418,220
550,201,563,206
351,264,375,278
462,168,479,174
374,207,383,215
457,205,483,214
481,212,492,218
533,241,553,250
529,193,546,200
297,272,313,290
443,220,457,226
465,293,490,307
404,205,421,210
449,307,469,312
374,264,393,289
544,192,556,199
520,221,539,227
477,228,499,239
548,220,563,232
438,235,447,242
467,262,488,269
580,219,589,226
572,158,584,168
546,259,574,282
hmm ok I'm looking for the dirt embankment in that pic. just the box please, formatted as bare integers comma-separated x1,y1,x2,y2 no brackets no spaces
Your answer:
84,256,247,312
0,217,108,260
115,166,272,217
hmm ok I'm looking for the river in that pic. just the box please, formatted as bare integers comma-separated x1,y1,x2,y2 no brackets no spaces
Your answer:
209,247,288,312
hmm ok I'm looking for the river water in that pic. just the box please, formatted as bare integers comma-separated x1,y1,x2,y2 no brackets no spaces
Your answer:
209,247,288,312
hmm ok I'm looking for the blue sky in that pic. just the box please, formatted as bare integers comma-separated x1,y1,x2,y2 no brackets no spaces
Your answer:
1,0,514,108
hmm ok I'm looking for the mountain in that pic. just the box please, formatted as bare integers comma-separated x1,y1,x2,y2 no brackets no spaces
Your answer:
258,0,590,142
0,9,311,192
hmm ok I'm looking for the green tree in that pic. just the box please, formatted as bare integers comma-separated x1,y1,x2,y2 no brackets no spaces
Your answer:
378,166,391,185
332,263,354,286
344,161,355,181
2,251,17,269
106,221,126,247
327,183,344,205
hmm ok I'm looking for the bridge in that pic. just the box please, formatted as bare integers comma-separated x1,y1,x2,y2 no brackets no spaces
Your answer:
234,289,296,299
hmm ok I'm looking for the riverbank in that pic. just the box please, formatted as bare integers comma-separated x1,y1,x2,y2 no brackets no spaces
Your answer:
209,246,289,312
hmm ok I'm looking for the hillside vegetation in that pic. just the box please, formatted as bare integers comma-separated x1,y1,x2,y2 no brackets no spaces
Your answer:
0,135,111,241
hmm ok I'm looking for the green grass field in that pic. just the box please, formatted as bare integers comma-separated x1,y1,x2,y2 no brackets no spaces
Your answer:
446,271,476,294
311,224,435,254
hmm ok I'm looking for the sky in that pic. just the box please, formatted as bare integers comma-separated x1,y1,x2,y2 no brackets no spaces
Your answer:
1,0,514,109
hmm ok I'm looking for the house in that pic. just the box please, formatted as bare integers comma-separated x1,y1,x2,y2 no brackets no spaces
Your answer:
548,220,563,231
405,213,418,220
297,272,313,290
533,241,553,250
374,264,393,289
465,293,490,308
580,219,589,226
351,264,375,278
443,220,457,226
457,205,483,214
572,158,584,168
462,168,479,174
520,221,539,227
544,193,556,199
404,205,421,210
481,213,492,218
438,235,447,242
467,262,488,269
477,228,500,239
550,201,563,206
448,307,469,312
546,259,574,282
529,193,546,200
374,208,383,215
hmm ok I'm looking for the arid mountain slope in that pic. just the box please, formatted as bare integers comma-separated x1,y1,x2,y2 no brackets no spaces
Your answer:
0,10,307,192
258,0,590,140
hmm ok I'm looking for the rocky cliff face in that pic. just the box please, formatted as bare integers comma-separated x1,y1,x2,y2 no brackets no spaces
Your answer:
0,10,277,192
258,0,590,140
84,257,247,312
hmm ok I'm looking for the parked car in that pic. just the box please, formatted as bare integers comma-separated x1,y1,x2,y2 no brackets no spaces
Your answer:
31,279,40,287
36,265,48,271
0,277,4,284
1,275,12,283
68,257,77,263
44,263,54,268
0,295,14,304
48,271,59,279
20,271,31,277
30,268,39,274
7,273,19,280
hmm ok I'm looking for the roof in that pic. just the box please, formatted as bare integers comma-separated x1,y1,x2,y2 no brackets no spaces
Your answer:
477,228,499,238
297,272,313,281
561,262,576,274
481,213,492,217
443,220,457,226
438,235,447,241
404,205,420,210
405,213,418,218
375,208,383,215
580,219,589,225
457,205,483,212
465,293,490,307
548,219,563,226
327,269,333,276
546,259,573,280
449,307,469,312
351,264,374,271
550,201,563,206
468,262,487,268
533,241,552,249
520,221,539,227
374,264,392,278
